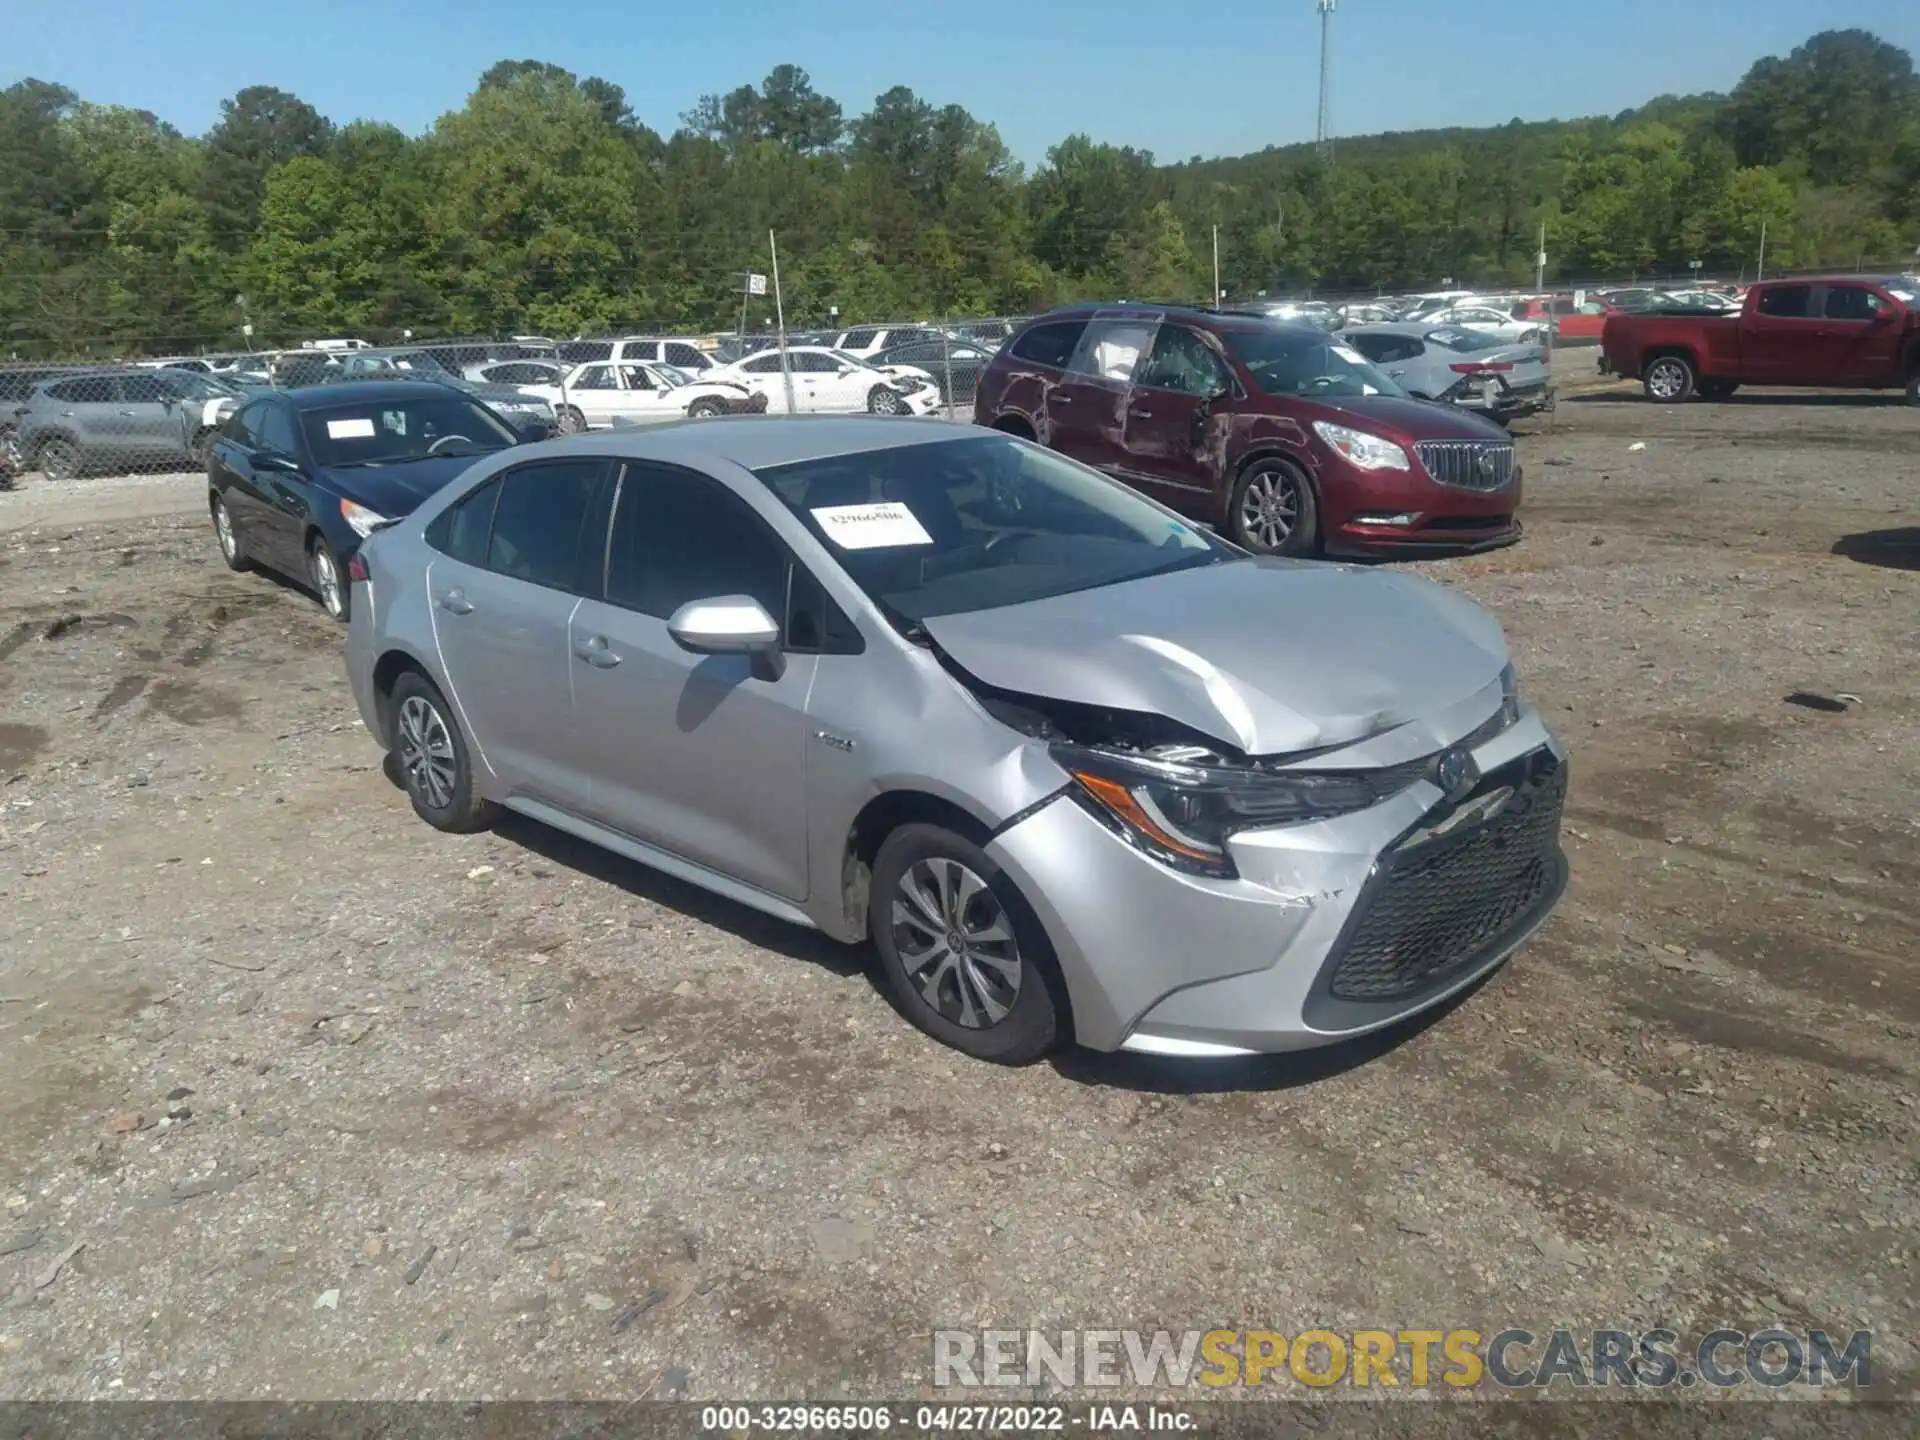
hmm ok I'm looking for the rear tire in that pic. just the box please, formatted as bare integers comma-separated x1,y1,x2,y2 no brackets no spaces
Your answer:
388,672,498,834
35,436,80,482
1643,354,1696,402
869,823,1061,1064
555,404,587,435
1228,457,1319,556
210,494,252,573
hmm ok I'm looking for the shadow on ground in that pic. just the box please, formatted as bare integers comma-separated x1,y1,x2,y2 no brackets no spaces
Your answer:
1831,527,1920,572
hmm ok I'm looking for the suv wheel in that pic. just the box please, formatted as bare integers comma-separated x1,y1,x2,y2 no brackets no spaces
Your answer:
36,436,80,482
1229,458,1318,555
1643,354,1695,402
869,824,1061,1064
388,672,498,833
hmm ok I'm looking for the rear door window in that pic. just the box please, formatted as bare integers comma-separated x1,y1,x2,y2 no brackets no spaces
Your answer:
484,460,611,593
1756,285,1813,318
1007,321,1088,370
1065,320,1157,385
841,328,880,350
663,343,706,368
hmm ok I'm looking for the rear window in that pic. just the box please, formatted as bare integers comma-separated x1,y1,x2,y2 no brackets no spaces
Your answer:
559,341,613,364
1756,286,1812,318
1424,326,1506,352
841,328,880,349
1007,320,1088,370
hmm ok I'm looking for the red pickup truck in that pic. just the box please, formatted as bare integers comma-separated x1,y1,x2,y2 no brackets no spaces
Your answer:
1600,275,1920,403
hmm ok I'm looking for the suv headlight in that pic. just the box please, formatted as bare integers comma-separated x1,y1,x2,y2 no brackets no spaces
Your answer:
339,498,389,538
1051,743,1385,879
1312,421,1410,471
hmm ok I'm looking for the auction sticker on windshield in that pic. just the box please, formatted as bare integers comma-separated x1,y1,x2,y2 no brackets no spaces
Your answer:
811,502,933,549
326,417,376,439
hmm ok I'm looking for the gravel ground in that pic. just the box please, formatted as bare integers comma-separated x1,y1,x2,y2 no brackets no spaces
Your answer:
0,394,1914,1411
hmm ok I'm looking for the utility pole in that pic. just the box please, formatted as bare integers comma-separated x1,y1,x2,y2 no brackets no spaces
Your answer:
1756,220,1767,282
1315,0,1337,164
1535,221,1546,292
769,231,795,417
1212,225,1222,307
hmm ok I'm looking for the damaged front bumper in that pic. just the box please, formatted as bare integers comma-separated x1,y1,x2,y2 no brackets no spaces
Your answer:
984,702,1566,1054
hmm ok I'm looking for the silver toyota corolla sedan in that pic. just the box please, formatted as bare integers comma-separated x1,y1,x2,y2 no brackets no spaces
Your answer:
344,418,1567,1064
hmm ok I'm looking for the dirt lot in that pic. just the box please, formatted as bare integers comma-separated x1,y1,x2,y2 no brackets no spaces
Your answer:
0,391,1915,1410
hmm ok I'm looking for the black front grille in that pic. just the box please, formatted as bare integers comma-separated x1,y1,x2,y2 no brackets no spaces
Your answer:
1414,440,1515,493
1324,752,1565,1003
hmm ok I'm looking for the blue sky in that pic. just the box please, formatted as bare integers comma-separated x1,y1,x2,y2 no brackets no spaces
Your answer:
5,0,1918,165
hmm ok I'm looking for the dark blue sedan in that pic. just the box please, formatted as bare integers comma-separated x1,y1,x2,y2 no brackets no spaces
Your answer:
207,381,527,621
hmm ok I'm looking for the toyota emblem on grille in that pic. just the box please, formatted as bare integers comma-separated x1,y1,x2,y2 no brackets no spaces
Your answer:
1475,450,1498,477
1434,747,1477,802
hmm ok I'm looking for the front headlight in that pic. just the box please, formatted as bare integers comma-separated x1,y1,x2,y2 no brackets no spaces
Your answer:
1051,743,1385,879
893,376,926,393
1312,421,1410,471
339,498,388,538
1500,662,1520,727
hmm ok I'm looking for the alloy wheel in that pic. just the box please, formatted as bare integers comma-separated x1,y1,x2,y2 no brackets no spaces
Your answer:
1238,467,1299,550
312,544,344,618
1647,360,1686,400
891,857,1022,1029
395,695,456,811
870,387,908,416
214,501,237,560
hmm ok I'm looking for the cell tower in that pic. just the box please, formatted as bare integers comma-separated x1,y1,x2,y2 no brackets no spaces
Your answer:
1316,0,1337,163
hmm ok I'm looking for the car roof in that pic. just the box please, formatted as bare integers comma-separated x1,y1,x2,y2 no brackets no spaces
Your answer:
1029,302,1325,337
527,415,980,471
277,381,464,410
1341,322,1452,338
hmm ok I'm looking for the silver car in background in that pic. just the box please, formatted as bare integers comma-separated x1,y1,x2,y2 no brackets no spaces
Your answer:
345,419,1566,1063
1340,323,1555,423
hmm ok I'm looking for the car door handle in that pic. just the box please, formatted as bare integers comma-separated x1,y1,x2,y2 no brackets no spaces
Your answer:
436,589,474,616
1127,405,1153,419
1048,391,1073,405
572,635,621,668
1387,369,1407,377
118,408,141,416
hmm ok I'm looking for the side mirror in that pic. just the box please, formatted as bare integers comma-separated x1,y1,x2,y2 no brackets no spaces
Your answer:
837,366,857,377
667,595,785,679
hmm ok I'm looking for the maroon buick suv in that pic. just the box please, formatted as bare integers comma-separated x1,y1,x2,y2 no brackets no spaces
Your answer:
973,304,1524,557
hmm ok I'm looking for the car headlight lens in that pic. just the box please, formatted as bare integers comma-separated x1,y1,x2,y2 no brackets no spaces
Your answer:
1500,662,1520,727
1312,421,1410,471
1051,743,1385,879
893,376,926,393
339,498,388,538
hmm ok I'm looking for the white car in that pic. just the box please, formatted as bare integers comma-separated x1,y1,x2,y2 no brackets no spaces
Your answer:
831,325,948,359
554,360,762,430
1424,304,1544,344
708,346,942,415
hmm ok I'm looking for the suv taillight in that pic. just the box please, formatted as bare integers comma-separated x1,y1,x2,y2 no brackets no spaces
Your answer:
1450,361,1514,374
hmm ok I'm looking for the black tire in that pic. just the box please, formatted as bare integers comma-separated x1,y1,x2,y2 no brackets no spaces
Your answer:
869,823,1062,1064
35,436,80,482
1228,456,1319,555
308,533,349,623
387,671,499,834
210,493,252,573
867,384,908,416
686,397,727,419
1643,353,1696,402
1697,379,1739,400
555,404,587,435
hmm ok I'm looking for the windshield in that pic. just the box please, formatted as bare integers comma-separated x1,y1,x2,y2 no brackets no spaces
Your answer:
754,433,1232,624
1424,326,1508,353
1222,328,1407,398
653,364,693,388
828,350,871,371
299,394,516,468
157,368,241,399
1883,277,1917,305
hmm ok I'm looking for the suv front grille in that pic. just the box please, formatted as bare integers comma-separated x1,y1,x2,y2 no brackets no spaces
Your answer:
1414,440,1515,493
1324,750,1565,1003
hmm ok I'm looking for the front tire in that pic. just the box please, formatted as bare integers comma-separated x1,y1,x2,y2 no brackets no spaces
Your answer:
308,534,349,622
1229,457,1319,555
686,398,728,419
388,672,498,834
867,385,908,416
869,824,1061,1064
555,404,587,435
1643,354,1696,402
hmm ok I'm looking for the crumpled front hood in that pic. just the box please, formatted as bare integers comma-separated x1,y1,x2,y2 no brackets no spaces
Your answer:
921,558,1509,757
319,455,491,517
